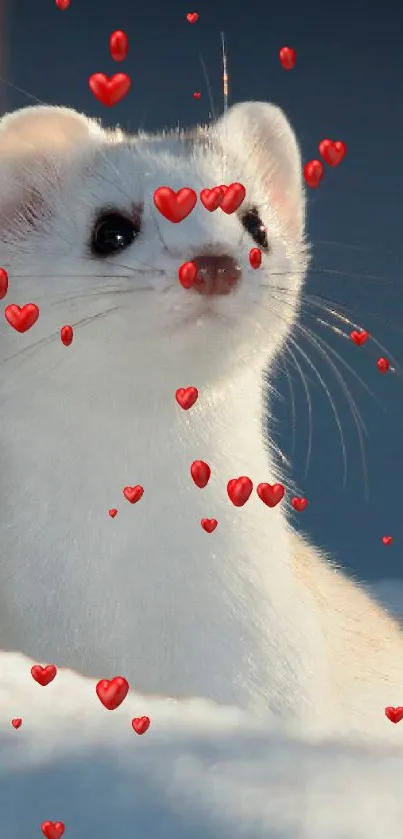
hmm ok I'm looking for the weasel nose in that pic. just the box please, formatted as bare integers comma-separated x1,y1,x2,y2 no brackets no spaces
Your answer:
191,254,242,296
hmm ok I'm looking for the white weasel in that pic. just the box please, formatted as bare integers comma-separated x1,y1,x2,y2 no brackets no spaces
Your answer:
0,101,402,738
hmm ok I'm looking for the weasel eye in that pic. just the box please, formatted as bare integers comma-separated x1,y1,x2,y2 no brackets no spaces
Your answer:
91,211,141,257
240,208,269,251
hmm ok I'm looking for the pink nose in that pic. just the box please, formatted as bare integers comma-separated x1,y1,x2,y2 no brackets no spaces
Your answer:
192,255,242,296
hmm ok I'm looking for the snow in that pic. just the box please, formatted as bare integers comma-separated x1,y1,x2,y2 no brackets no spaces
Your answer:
0,650,403,838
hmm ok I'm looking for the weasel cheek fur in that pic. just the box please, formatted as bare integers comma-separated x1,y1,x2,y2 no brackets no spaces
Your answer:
0,102,402,739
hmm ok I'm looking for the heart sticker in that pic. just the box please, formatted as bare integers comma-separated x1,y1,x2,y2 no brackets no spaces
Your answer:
109,30,129,62
175,387,198,410
279,46,296,70
257,483,285,508
132,715,151,734
123,485,144,504
191,460,211,488
5,303,39,332
220,182,246,214
11,718,22,729
291,497,308,512
200,186,224,212
304,160,324,188
0,267,8,299
227,477,253,507
249,248,262,269
60,325,73,346
153,187,197,223
385,706,403,724
178,261,197,289
186,12,199,23
350,330,369,346
89,73,131,107
31,664,57,686
41,822,65,839
201,518,218,533
319,139,346,167
109,508,118,518
96,676,129,710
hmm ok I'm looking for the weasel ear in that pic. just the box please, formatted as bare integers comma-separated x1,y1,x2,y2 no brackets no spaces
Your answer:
0,105,103,156
0,107,103,240
214,101,305,241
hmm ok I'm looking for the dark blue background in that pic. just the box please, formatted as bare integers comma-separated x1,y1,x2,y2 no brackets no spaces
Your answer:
5,0,403,582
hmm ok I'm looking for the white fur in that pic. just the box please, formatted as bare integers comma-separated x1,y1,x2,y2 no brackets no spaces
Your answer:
0,103,402,742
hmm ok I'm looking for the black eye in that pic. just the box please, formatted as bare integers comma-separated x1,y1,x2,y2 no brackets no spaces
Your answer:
240,208,269,251
91,211,141,257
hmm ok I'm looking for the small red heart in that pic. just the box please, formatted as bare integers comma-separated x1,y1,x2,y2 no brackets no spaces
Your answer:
175,387,198,410
257,483,285,508
109,508,118,518
291,497,308,512
31,664,57,686
279,46,296,70
186,12,199,23
385,706,403,724
60,324,73,346
55,0,70,9
220,182,246,214
304,160,324,188
109,30,129,62
89,73,131,107
200,186,224,212
249,248,262,269
123,485,144,504
193,91,201,99
319,139,347,167
227,476,253,507
132,715,151,734
350,329,369,346
0,267,8,299
5,303,39,333
96,676,129,710
153,187,197,223
377,357,390,373
178,261,197,289
11,718,22,729
191,460,211,488
382,536,393,545
41,822,65,839
201,518,218,533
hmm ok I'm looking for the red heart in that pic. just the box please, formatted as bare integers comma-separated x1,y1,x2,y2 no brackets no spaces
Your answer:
0,267,8,299
5,303,39,333
201,518,218,533
175,387,198,410
319,139,347,167
200,186,225,212
60,325,73,346
89,73,131,107
55,0,70,8
109,508,118,518
191,460,211,488
382,536,393,545
220,182,246,214
227,476,253,507
31,664,57,686
291,497,308,512
186,12,199,23
257,483,285,508
385,706,403,724
279,46,296,70
249,248,262,269
304,160,324,188
11,718,22,729
132,715,151,734
109,30,129,62
178,261,197,289
96,676,129,710
193,91,201,99
350,330,369,346
377,357,389,373
41,822,65,839
153,187,197,223
123,485,144,504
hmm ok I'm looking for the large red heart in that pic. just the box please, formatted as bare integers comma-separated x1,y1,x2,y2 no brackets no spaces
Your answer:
256,483,285,508
385,706,403,724
319,139,346,167
89,73,131,107
5,303,39,332
220,183,246,214
153,187,197,223
175,387,198,410
96,676,129,710
123,485,144,504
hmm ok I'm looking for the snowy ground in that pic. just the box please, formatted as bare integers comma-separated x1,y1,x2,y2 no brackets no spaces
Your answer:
1,649,403,839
